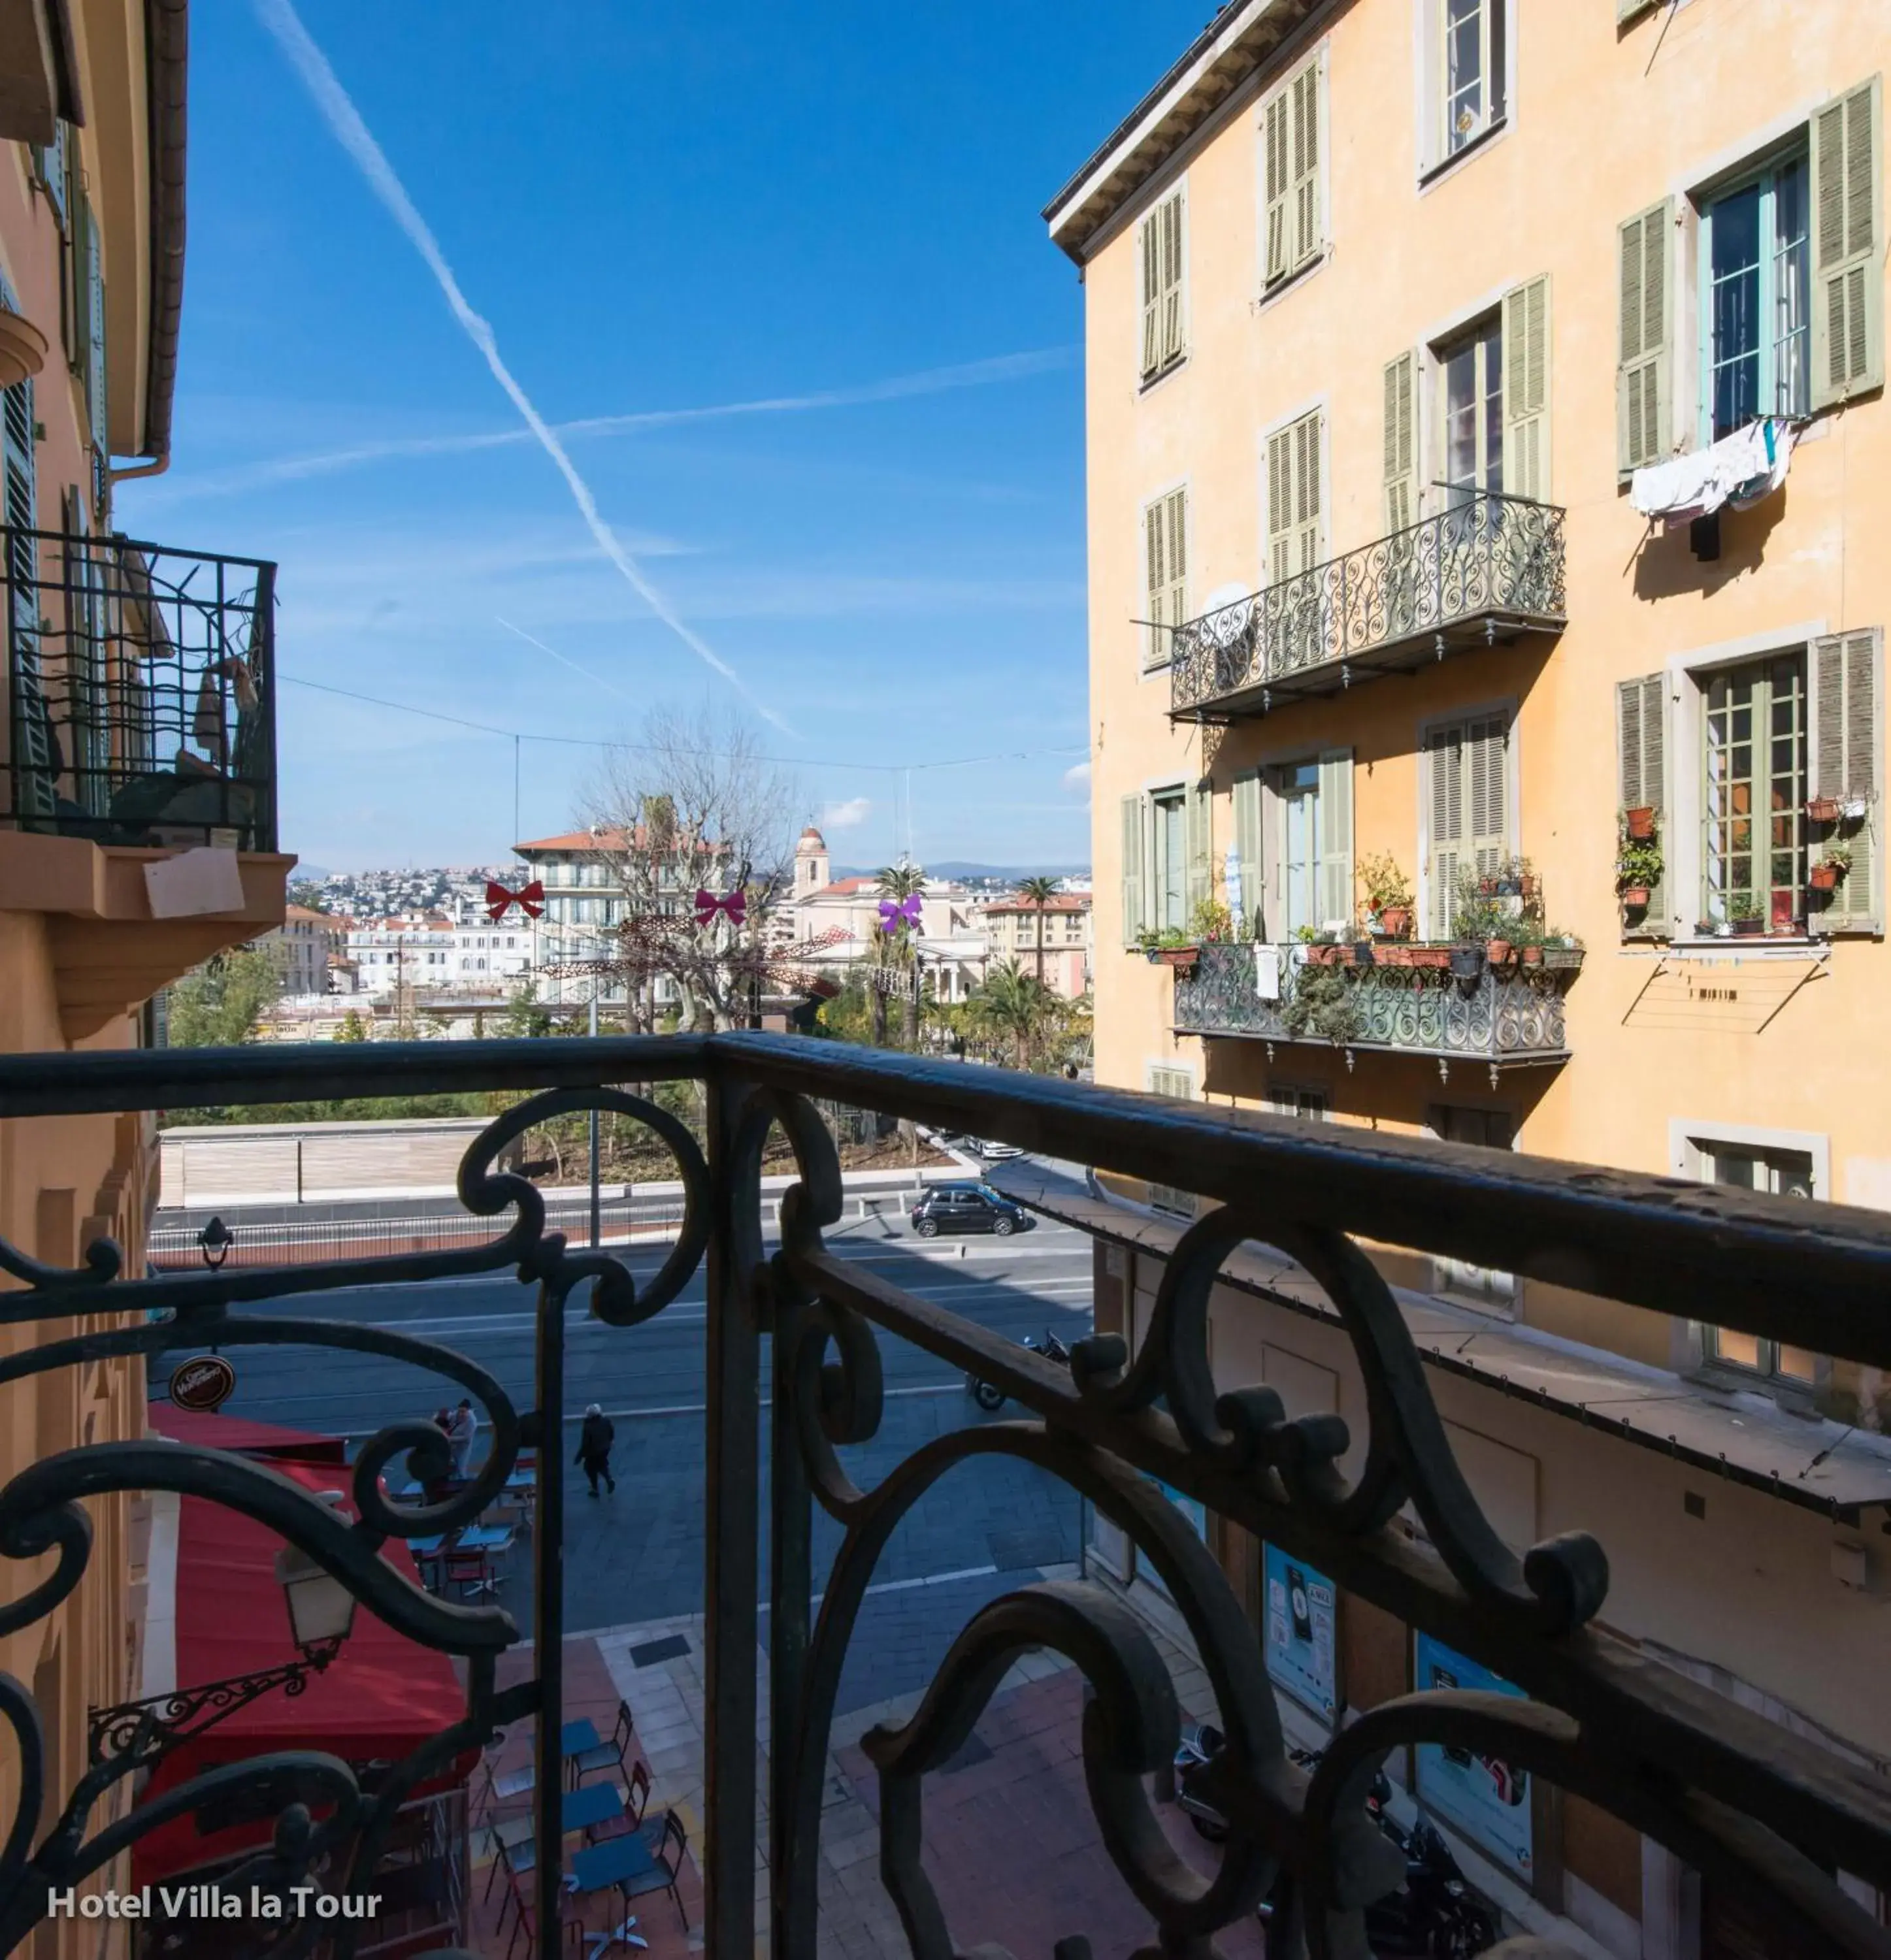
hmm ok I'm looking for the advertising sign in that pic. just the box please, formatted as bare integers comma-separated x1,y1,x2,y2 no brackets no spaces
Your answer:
1140,1478,1208,1601
169,1354,237,1413
1412,1634,1532,1878
1263,1544,1338,1721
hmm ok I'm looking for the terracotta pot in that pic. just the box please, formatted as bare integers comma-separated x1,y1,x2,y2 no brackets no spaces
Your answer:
1619,886,1651,908
1157,946,1201,969
1521,944,1543,967
1305,943,1341,966
1805,796,1841,825
1485,939,1514,964
1409,947,1452,969
0,306,48,391
1519,875,1539,900
1809,862,1843,890
1378,945,1413,967
1378,906,1411,939
1624,806,1657,841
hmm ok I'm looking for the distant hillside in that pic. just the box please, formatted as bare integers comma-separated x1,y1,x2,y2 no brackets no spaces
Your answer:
835,861,1089,882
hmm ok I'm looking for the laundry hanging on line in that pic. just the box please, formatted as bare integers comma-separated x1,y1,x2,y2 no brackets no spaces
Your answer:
1629,417,1797,527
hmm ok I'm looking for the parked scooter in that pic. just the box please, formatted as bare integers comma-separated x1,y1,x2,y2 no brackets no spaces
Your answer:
1172,1726,1501,1959
966,1327,1071,1412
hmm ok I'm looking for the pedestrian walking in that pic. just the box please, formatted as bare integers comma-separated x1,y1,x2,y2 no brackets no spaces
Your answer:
446,1397,478,1478
576,1403,616,1497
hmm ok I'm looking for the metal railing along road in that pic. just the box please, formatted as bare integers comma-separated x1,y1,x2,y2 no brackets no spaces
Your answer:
1,1035,1889,1957
1,525,276,851
1169,491,1567,719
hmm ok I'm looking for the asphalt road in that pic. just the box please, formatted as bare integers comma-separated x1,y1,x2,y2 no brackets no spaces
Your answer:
154,1208,1096,1441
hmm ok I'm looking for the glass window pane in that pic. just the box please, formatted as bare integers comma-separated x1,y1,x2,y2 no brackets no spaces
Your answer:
1773,155,1811,417
1445,0,1484,153
1710,182,1763,438
1714,1327,1767,1370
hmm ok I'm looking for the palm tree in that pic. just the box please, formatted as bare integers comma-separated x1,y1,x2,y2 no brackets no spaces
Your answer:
874,862,927,1048
1015,875,1059,988
971,958,1051,1070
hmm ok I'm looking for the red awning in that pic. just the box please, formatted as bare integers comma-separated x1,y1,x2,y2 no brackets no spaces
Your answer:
148,1403,348,1463
131,1460,472,1884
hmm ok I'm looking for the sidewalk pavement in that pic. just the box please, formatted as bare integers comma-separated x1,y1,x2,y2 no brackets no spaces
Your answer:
584,1565,1249,1960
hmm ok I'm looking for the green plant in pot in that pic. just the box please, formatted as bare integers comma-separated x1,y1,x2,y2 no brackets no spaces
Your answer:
1358,851,1413,939
1617,840,1662,907
1283,956,1363,1044
1811,839,1852,891
1727,890,1763,935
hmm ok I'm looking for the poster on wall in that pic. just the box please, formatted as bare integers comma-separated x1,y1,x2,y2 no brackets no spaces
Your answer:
1412,1634,1533,1879
1262,1544,1338,1722
1138,1479,1208,1601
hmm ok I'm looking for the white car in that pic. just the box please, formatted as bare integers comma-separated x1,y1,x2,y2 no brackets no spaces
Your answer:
970,1137,1023,1162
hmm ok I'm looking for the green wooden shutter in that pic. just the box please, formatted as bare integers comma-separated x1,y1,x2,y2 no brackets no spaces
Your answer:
1427,725,1464,939
1383,350,1418,532
1140,212,1161,380
1813,630,1881,929
1811,77,1884,410
85,210,106,460
1618,0,1661,22
1119,794,1146,945
1264,90,1291,286
1163,193,1187,366
1502,276,1550,500
1617,673,1669,932
1292,410,1324,572
1317,747,1353,932
1266,425,1294,583
1144,495,1167,668
33,123,67,229
1186,777,1213,918
1291,60,1321,270
1467,715,1510,877
71,178,93,383
1164,488,1188,640
1232,770,1264,937
1617,201,1671,473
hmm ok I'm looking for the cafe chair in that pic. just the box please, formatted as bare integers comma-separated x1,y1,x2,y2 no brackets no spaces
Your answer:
570,1701,635,1786
617,1809,690,1933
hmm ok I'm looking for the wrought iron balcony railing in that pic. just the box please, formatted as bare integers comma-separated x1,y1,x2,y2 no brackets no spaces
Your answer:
1,1034,1889,1959
1171,941,1577,1081
2,527,277,851
1170,492,1567,721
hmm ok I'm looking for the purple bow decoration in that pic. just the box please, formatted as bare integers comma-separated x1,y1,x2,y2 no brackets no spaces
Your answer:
878,894,923,934
695,888,747,928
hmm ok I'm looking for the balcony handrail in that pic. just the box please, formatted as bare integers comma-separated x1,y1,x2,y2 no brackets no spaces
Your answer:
0,1034,1887,1958
1170,489,1568,715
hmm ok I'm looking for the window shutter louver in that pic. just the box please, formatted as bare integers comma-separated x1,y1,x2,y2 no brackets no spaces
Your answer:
1317,748,1353,931
1187,778,1213,917
1383,350,1418,532
86,215,105,461
1467,716,1509,877
1232,771,1264,936
1292,410,1323,572
1140,213,1162,380
1618,0,1660,21
1291,61,1321,270
1428,725,1464,940
1160,193,1185,366
1166,488,1188,632
1616,674,1669,932
1145,495,1166,668
1813,629,1881,929
1264,92,1290,286
1119,794,1146,945
1266,427,1294,585
1811,77,1884,409
1617,202,1671,472
1502,276,1551,500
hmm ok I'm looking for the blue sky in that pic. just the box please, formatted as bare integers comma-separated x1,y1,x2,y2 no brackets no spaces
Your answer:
118,2,1204,874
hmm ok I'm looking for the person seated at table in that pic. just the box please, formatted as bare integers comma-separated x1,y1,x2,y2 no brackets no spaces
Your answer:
576,1404,616,1497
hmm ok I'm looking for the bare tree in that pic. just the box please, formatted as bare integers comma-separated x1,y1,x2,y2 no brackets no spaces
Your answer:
582,698,804,1032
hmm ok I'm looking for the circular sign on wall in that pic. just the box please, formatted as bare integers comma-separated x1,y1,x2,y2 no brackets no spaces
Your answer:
170,1354,237,1413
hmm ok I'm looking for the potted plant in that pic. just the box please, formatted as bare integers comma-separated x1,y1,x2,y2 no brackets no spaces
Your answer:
1378,943,1414,968
1805,794,1841,825
1617,839,1662,909
1449,942,1485,979
1728,892,1764,937
1137,927,1193,965
1282,958,1364,1045
1359,853,1414,939
1409,945,1453,968
1810,840,1851,890
1624,806,1658,842
1541,933,1585,972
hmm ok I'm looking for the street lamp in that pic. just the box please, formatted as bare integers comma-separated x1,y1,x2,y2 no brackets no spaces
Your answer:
196,1215,235,1269
88,1494,355,1771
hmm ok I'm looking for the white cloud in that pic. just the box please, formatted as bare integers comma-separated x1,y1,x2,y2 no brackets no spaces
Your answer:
1062,760,1092,791
821,796,873,829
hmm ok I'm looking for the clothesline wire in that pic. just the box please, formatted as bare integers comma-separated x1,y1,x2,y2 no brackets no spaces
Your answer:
278,674,1086,775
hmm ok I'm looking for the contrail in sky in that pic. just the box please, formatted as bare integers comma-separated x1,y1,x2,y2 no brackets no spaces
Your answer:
253,0,795,734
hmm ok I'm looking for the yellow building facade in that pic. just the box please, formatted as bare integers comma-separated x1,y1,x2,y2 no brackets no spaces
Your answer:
0,4,288,1945
1051,4,1891,1952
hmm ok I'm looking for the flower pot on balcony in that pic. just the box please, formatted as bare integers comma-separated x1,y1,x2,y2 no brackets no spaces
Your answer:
1378,905,1412,940
1343,941,1375,968
1541,945,1585,972
0,306,49,391
1408,947,1452,969
1378,945,1413,967
1809,862,1845,891
1619,886,1651,909
1519,875,1539,900
1624,806,1657,841
1520,944,1544,968
1304,943,1341,967
1449,945,1485,980
1485,939,1514,966
1805,796,1841,825
1157,946,1202,970
1732,918,1764,938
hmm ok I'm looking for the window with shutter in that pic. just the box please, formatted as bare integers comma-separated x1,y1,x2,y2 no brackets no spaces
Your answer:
86,214,106,461
1426,715,1512,938
1316,748,1354,932
1812,629,1881,930
1263,90,1291,286
1501,276,1549,500
1703,656,1805,932
1232,772,1264,937
1119,794,1146,945
1186,778,1213,919
33,123,67,231
1438,0,1505,161
1291,60,1321,270
1617,201,1671,473
1383,350,1419,532
1142,487,1187,670
1616,673,1669,933
1138,191,1187,382
1262,56,1324,290
3,365,57,823
1810,77,1884,408
1267,411,1324,582
1428,726,1464,940
1145,1066,1198,1214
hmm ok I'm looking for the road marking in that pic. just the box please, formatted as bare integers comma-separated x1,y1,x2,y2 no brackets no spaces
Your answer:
758,1562,1002,1614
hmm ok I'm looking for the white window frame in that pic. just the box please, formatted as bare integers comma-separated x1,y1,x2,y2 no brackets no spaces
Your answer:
1414,0,1516,187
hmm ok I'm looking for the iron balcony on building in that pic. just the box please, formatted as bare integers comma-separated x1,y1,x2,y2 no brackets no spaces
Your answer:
1169,491,1567,722
1,526,278,852
1172,940,1576,1083
1,1034,1888,1958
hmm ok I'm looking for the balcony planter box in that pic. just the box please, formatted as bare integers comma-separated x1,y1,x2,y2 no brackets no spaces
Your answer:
1377,905,1413,939
1344,941,1376,968
1520,945,1544,968
1408,947,1453,970
1378,945,1414,967
1619,886,1651,909
1806,796,1841,825
1541,945,1585,972
1449,945,1485,979
1731,918,1764,937
1809,862,1845,891
1155,946,1202,970
1304,943,1342,967
1624,806,1657,841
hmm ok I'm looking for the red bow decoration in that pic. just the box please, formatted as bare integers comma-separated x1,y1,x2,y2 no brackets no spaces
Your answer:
485,879,545,921
695,888,747,928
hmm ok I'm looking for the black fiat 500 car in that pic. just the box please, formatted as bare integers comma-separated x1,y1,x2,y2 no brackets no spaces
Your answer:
911,1183,1028,1237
